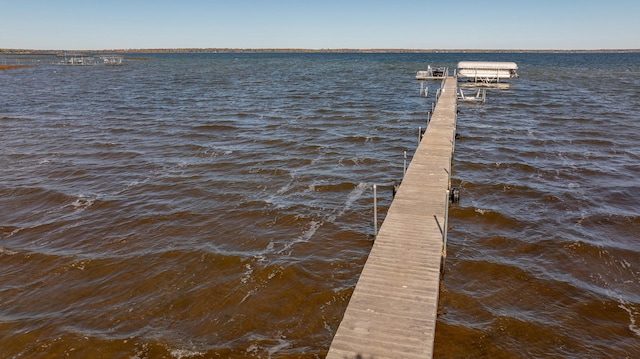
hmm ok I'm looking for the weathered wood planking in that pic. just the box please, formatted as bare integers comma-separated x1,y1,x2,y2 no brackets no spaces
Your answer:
326,77,458,359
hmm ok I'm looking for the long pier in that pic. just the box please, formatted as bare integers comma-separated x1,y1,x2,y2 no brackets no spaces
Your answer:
326,77,458,359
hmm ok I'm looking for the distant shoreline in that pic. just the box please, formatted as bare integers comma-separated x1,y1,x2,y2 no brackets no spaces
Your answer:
2,48,640,55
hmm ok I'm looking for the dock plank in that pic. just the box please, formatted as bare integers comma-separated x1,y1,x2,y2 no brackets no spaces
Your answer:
326,77,457,359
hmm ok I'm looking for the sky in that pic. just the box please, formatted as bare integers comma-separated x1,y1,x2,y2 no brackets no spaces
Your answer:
1,0,639,50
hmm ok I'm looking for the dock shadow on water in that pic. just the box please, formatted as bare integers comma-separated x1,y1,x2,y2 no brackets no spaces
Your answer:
1,52,640,357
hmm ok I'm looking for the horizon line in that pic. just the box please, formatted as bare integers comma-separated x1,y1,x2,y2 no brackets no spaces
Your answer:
2,48,640,54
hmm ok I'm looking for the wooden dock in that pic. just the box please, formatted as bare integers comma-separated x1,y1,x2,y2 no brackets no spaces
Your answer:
326,77,458,359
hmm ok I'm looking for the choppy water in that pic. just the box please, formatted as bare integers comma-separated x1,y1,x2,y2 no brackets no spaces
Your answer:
1,52,639,358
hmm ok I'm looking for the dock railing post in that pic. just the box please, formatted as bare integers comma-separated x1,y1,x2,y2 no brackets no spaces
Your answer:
373,184,378,238
442,189,450,271
403,150,407,176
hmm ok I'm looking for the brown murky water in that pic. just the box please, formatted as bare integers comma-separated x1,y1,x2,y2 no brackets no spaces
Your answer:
1,52,639,358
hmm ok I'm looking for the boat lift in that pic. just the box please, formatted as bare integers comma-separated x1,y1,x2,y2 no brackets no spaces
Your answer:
457,88,486,104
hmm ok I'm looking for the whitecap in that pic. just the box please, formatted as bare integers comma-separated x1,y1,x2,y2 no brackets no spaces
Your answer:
618,299,640,337
0,247,18,255
336,182,368,218
240,287,257,304
278,220,322,255
3,227,21,238
246,343,260,355
266,241,275,251
71,196,95,210
301,220,321,242
267,337,292,356
169,348,204,359
275,180,293,195
240,263,253,284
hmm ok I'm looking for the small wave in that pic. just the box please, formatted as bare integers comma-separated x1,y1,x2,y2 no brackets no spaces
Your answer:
191,124,238,132
1,226,22,239
0,246,18,255
169,348,204,359
240,263,253,284
267,337,293,357
70,195,96,210
337,156,376,166
114,178,150,195
244,335,294,358
335,182,368,218
618,299,640,337
457,206,516,223
300,220,321,241
313,181,363,193
275,179,294,196
196,146,234,158
277,182,369,255
277,220,322,255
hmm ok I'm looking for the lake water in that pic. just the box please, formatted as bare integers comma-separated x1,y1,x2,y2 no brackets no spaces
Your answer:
1,52,639,358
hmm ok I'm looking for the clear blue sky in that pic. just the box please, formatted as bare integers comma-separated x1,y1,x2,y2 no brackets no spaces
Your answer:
2,0,639,50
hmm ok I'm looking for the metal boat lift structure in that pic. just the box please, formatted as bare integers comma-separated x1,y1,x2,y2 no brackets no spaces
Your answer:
458,87,486,104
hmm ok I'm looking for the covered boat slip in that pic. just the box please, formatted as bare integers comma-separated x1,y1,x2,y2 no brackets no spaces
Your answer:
456,61,518,83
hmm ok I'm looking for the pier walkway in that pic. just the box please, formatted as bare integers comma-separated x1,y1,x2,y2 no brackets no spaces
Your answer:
326,77,458,359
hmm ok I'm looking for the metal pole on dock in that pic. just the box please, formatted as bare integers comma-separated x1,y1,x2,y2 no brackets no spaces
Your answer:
373,184,378,238
443,189,450,257
403,150,407,176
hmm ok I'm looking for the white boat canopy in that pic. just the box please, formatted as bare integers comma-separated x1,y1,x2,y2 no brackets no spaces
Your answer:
457,61,518,71
457,61,518,82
